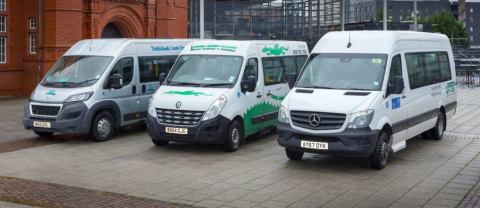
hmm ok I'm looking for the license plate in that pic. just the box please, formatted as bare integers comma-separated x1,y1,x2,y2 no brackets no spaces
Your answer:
301,140,328,150
34,121,51,128
166,127,188,134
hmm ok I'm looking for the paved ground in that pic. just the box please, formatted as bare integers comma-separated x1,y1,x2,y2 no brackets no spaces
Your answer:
1,89,480,208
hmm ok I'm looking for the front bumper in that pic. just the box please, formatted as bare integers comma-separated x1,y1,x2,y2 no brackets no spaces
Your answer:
23,100,91,134
277,122,380,157
147,114,231,144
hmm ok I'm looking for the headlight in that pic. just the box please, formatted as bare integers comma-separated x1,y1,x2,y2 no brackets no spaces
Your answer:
64,92,94,103
347,110,374,129
148,93,157,117
278,105,290,123
30,89,36,100
202,95,227,121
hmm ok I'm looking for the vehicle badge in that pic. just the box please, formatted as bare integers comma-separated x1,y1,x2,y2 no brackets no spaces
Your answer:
175,101,181,109
309,114,321,126
46,89,56,96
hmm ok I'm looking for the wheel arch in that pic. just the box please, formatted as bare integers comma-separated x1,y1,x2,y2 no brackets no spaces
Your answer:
87,100,122,133
232,115,245,143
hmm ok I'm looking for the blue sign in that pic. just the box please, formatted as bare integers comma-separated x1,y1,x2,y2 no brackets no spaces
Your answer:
386,101,389,109
392,97,400,109
102,91,107,97
237,92,241,98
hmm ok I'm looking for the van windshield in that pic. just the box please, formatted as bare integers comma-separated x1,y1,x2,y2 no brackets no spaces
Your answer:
296,53,388,91
166,55,243,88
42,56,113,87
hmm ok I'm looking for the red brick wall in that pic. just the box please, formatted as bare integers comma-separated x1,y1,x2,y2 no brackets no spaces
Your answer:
0,0,188,96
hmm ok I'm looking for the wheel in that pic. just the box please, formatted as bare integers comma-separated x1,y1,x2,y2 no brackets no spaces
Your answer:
285,148,304,160
33,131,54,137
152,138,169,146
89,111,114,142
370,132,389,170
421,131,431,140
223,121,243,152
430,112,445,140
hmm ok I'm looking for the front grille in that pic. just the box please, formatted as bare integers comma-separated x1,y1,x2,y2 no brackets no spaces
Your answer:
290,111,346,130
159,133,195,140
31,105,61,116
30,117,56,121
156,108,204,126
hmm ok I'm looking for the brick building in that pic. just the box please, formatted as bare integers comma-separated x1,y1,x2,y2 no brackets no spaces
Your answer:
0,0,188,96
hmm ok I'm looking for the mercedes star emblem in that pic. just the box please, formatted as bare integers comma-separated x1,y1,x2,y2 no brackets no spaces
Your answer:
175,101,181,109
309,114,321,126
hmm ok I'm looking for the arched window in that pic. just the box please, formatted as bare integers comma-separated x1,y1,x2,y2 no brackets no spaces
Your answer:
101,23,122,38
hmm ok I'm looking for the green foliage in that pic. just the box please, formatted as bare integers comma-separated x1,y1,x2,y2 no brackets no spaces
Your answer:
418,14,424,23
427,11,469,42
376,5,390,22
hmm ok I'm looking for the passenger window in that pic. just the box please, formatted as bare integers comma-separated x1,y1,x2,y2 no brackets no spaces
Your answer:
284,57,297,75
138,56,177,83
242,58,258,83
388,55,402,86
405,53,425,89
296,56,308,72
424,53,441,84
109,57,133,86
263,58,284,86
438,52,452,81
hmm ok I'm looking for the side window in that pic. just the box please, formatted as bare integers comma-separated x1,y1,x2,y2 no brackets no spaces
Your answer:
296,56,308,72
424,53,441,84
438,52,452,81
405,53,425,89
139,56,176,83
284,57,297,75
110,57,133,86
242,58,258,82
263,58,284,86
388,54,402,85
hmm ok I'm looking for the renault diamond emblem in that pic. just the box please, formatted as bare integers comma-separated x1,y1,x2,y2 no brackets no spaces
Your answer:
309,114,321,126
175,101,181,109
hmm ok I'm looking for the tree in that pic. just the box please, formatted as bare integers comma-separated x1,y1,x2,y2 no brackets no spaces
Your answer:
417,14,425,23
427,11,469,43
376,5,390,22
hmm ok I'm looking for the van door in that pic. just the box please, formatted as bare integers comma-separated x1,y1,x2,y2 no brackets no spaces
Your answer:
106,57,139,126
137,55,177,122
404,53,428,139
385,54,409,151
241,57,264,137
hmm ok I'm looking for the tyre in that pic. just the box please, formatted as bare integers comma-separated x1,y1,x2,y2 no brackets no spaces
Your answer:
89,111,114,142
152,138,169,146
370,132,389,170
421,131,431,140
430,112,445,140
223,121,243,152
285,148,304,160
33,131,54,137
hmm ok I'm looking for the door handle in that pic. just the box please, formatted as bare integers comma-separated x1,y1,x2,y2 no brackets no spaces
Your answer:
257,92,262,98
402,95,406,99
142,85,146,93
132,85,137,94
266,91,272,96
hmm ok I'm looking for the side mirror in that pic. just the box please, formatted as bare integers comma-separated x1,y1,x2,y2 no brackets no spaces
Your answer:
243,76,256,92
159,73,166,85
287,73,297,89
393,76,404,94
109,74,123,89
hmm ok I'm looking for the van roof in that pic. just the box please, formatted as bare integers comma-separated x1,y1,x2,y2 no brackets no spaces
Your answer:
64,39,194,57
311,31,451,54
181,40,309,57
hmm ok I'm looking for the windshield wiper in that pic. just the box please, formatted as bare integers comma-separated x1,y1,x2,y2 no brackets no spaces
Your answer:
300,86,333,89
75,79,98,85
202,83,231,87
344,88,369,91
170,82,202,87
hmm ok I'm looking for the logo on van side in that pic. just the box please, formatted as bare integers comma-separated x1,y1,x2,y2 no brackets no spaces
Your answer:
164,91,212,96
46,89,56,96
151,45,185,51
446,81,455,95
261,44,289,56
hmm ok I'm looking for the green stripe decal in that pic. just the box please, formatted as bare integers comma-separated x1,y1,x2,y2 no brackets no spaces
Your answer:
164,91,212,96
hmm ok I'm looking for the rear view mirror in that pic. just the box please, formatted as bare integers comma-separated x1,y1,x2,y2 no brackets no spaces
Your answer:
393,76,404,94
243,76,256,92
287,73,297,89
159,73,166,85
109,74,123,89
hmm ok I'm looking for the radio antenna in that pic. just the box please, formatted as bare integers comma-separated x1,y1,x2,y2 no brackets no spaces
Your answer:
90,39,92,51
347,32,352,48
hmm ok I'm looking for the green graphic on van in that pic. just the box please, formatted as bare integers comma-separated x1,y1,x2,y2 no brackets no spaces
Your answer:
271,94,286,101
191,45,238,53
446,81,455,94
243,101,279,136
164,91,213,96
147,84,155,92
46,89,56,96
261,44,289,56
